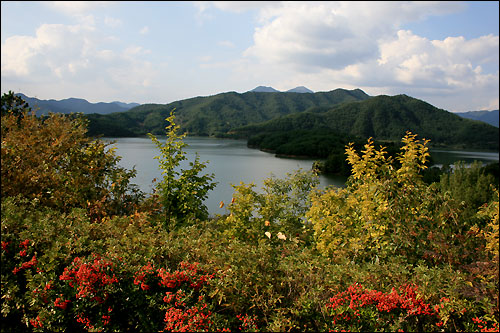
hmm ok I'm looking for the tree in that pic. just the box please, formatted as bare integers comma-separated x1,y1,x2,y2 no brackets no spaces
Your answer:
307,132,478,265
148,110,217,229
1,92,143,219
1,90,31,123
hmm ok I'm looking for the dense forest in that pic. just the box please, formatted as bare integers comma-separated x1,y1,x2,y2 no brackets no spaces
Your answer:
85,88,371,137
236,94,499,149
1,92,498,332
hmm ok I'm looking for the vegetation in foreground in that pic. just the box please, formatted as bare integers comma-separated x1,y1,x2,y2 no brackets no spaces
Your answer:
1,92,499,332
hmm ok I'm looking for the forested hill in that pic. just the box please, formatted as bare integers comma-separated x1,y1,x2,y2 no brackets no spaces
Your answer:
235,94,499,151
85,88,370,137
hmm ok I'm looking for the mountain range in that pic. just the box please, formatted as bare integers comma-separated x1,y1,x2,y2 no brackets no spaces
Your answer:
454,110,499,127
11,89,499,151
85,88,370,137
15,89,498,128
15,93,140,115
237,94,498,152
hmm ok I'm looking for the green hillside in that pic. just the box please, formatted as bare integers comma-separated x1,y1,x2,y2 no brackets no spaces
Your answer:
236,94,499,152
85,88,370,137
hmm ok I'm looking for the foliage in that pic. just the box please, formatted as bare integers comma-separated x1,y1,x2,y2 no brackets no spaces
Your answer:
148,110,217,229
439,161,497,218
1,91,498,332
325,283,438,332
1,101,143,219
1,90,32,121
307,132,492,267
220,169,319,245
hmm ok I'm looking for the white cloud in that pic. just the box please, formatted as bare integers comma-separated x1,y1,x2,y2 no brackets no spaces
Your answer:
44,1,111,16
243,2,465,71
1,23,96,78
227,1,497,111
1,21,158,103
361,30,499,89
140,26,150,35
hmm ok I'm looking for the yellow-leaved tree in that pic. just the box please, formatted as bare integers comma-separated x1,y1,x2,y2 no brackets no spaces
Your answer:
307,132,468,265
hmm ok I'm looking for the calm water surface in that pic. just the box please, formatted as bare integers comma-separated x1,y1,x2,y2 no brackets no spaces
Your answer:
104,137,346,216
105,137,499,216
429,149,499,167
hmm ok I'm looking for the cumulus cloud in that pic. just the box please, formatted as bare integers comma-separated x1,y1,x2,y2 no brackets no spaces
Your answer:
1,23,96,78
374,31,499,89
243,2,465,70
1,21,157,102
229,1,498,111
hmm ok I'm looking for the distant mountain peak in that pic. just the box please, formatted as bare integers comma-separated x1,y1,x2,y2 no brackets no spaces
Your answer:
286,86,314,93
249,85,314,93
454,109,499,127
13,93,140,115
250,86,280,93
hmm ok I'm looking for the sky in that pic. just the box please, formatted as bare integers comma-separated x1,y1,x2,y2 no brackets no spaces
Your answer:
1,1,499,112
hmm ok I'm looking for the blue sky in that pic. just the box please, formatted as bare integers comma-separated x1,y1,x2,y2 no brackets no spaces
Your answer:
1,1,498,112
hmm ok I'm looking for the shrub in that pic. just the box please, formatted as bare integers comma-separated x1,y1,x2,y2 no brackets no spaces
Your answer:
307,132,491,267
221,169,319,245
1,94,143,219
148,110,217,229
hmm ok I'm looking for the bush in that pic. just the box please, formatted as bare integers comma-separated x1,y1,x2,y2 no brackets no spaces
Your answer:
148,110,217,229
220,169,319,245
307,132,496,269
1,97,143,219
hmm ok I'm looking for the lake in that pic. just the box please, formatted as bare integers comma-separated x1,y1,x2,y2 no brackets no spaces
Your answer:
104,136,347,216
104,137,499,216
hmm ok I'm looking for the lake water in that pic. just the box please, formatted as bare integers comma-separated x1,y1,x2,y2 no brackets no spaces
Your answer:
429,149,499,168
104,137,499,216
104,137,347,216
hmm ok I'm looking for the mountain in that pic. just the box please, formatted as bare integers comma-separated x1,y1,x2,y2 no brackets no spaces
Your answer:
250,86,280,93
15,93,140,115
454,110,499,127
286,86,314,93
249,86,314,93
85,88,371,137
112,101,141,109
235,94,499,151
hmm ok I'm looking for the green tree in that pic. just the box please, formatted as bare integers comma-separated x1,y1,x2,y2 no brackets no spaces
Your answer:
148,110,217,229
1,90,31,123
222,169,319,244
439,161,496,219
